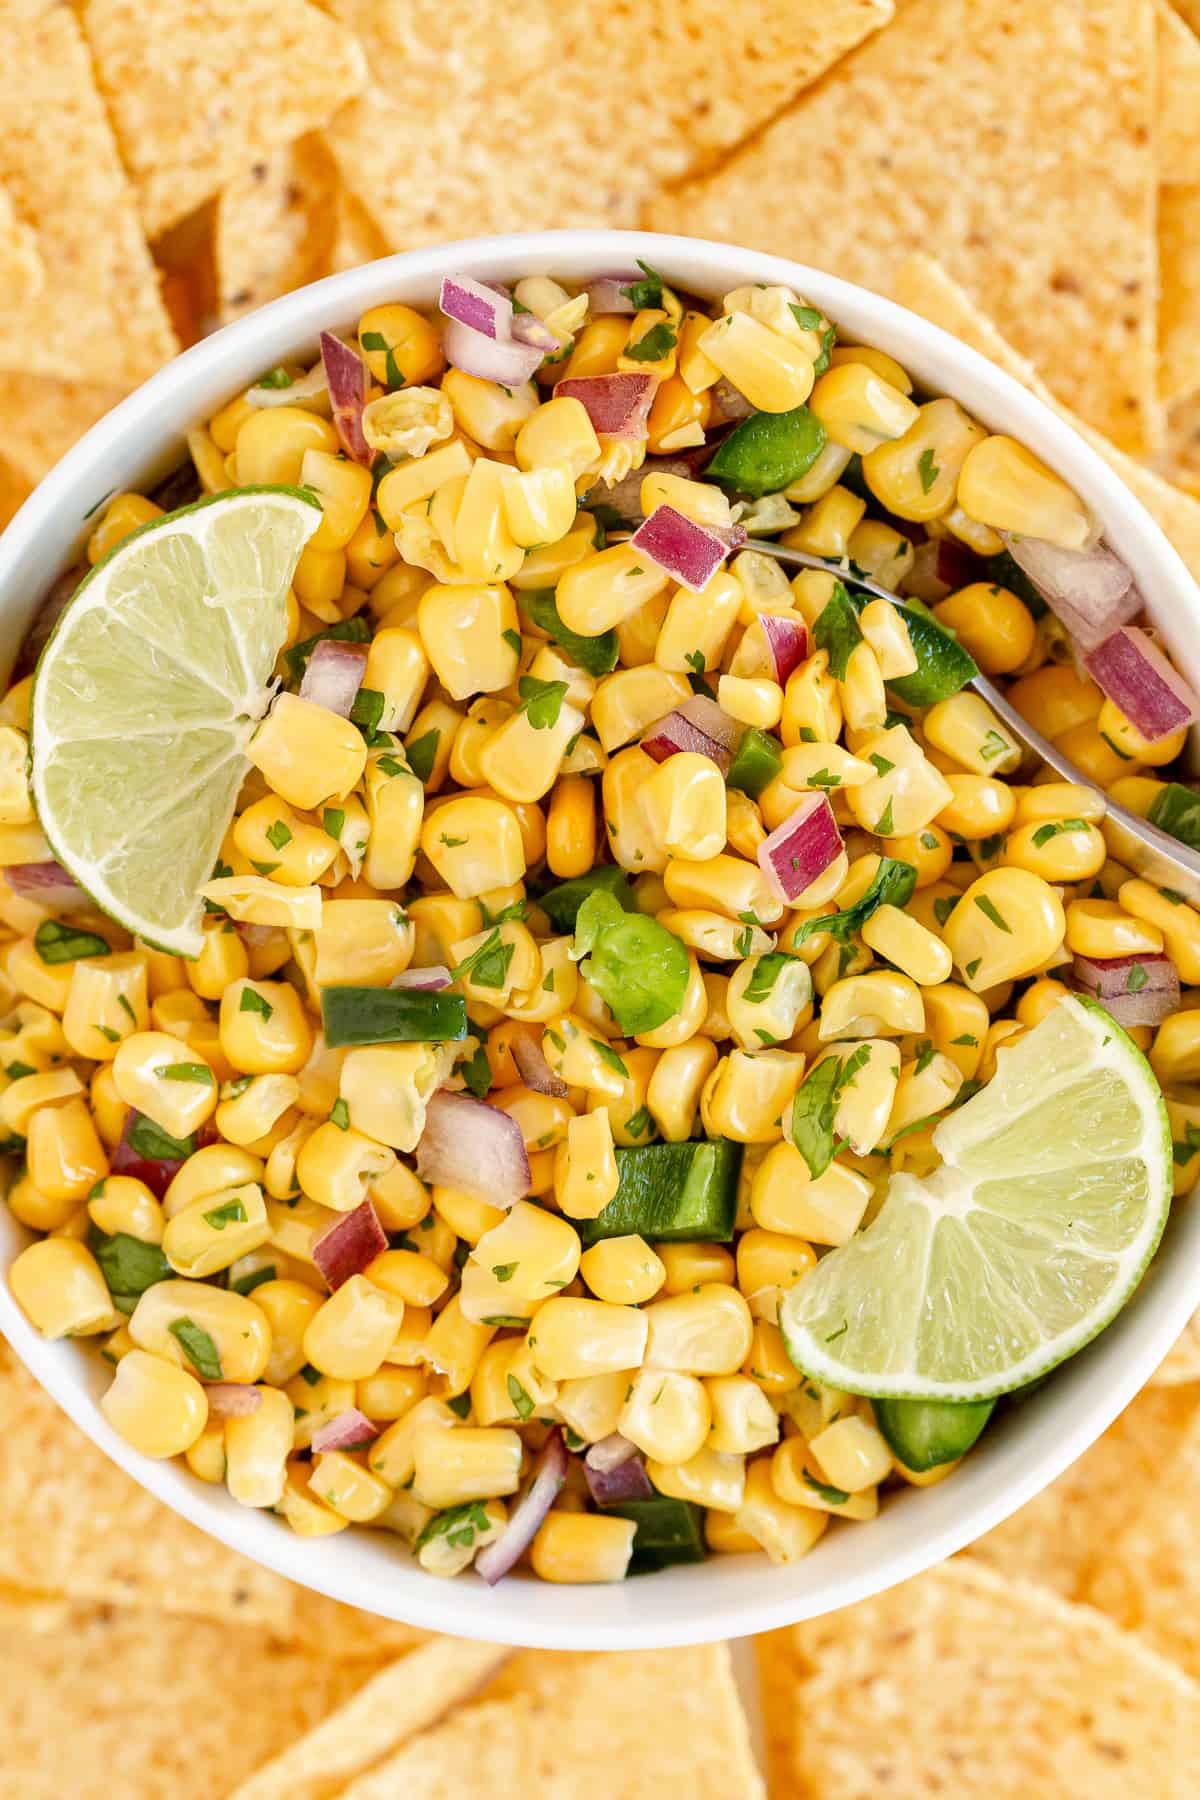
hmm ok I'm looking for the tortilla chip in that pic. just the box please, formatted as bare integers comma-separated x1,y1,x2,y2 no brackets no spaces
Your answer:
1082,1405,1200,1678
1159,186,1200,405
888,252,1200,583
1172,0,1200,31
0,187,42,306
78,0,366,240
337,1697,535,1800
323,0,894,245
758,1560,1200,1798
1150,1308,1200,1383
0,453,32,534
482,1644,766,1797
229,1638,509,1800
285,1588,429,1663
0,1601,375,1800
649,0,1161,455
0,1359,297,1634
0,2,177,387
330,182,391,276
1157,0,1200,182
967,1384,1200,1595
0,376,130,489
216,137,341,325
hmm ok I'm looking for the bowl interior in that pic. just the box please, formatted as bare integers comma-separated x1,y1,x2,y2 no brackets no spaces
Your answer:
1,230,1198,1650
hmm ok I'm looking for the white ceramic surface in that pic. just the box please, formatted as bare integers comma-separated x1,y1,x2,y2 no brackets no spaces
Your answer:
1,231,1198,1652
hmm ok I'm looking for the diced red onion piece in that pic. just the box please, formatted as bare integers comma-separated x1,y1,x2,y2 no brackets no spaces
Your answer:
511,311,561,354
511,1034,568,1099
584,1432,639,1473
555,373,657,440
758,793,844,903
902,537,979,603
1082,626,1200,744
110,1111,216,1198
319,331,371,466
1073,951,1180,1026
583,275,639,315
439,275,510,340
475,1428,568,1585
641,695,739,773
298,637,368,717
389,966,452,991
205,1383,263,1417
415,1090,531,1207
312,1199,387,1292
442,318,543,387
1002,531,1139,651
5,860,89,912
758,612,808,685
584,1450,655,1507
631,504,733,594
311,1408,380,1454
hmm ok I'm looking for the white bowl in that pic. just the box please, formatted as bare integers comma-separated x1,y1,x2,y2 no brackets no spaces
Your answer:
2,231,1198,1651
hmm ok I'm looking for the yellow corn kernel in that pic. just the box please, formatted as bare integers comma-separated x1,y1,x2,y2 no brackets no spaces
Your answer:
706,1373,780,1456
553,1108,620,1220
513,394,600,479
655,574,742,681
639,1283,753,1377
957,435,1093,550
919,981,989,1081
736,1227,816,1320
1096,697,1187,768
4,934,73,1013
736,1458,829,1563
276,1459,353,1535
457,1200,581,1326
661,851,783,926
130,1279,271,1384
477,694,583,807
828,343,911,390
853,602,916,685
357,1367,427,1423
435,364,535,450
860,396,986,522
933,583,1037,677
556,543,672,637
590,667,691,756
0,724,32,826
646,375,712,453
367,1394,457,1488
580,1235,665,1307
725,952,813,1056
698,312,814,413
784,487,867,563
699,1048,804,1144
179,920,249,1006
58,950,148,1062
941,869,1066,992
235,407,338,486
186,1418,227,1484
935,774,1016,841
1117,880,1200,983
924,692,1021,778
233,796,339,890
600,746,667,875
752,1142,872,1246
808,362,919,454
311,899,413,994
885,1050,962,1142
303,1274,406,1382
410,1422,522,1510
218,978,312,1076
705,1509,760,1555
530,1510,635,1583
161,1178,270,1276
419,795,526,900
846,523,915,592
292,1113,393,1209
291,545,346,621
860,905,953,989
1004,816,1106,882
638,752,727,863
87,491,164,564
22,1091,107,1205
648,1448,747,1514
642,1038,716,1144
9,1237,115,1337
100,1349,208,1458
1053,719,1136,789
339,1039,449,1151
1151,1010,1200,1087
526,1296,648,1381
298,448,372,553
836,640,887,733
1007,666,1102,745
358,303,443,388
771,1438,877,1519
845,723,953,838
216,1383,291,1508
618,1366,710,1464
248,694,365,811
544,774,597,881
250,1278,322,1385
164,1144,264,1218
304,1447,393,1524
345,509,400,591
83,1176,159,1251
411,582,517,703
1063,896,1163,959
356,629,429,738
716,675,783,733
817,969,923,1041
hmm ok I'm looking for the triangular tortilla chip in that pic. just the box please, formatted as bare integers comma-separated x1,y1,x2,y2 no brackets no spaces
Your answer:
216,137,341,325
888,252,1200,583
0,2,177,386
78,0,366,239
323,0,894,245
0,186,41,307
1159,186,1200,405
1157,0,1200,185
649,0,1160,455
0,376,129,488
759,1560,1200,1798
1150,1307,1200,1382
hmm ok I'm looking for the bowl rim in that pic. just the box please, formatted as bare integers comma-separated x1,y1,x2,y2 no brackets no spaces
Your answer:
1,228,1198,1652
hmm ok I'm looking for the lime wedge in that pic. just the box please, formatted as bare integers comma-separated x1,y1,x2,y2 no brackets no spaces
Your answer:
779,996,1172,1402
30,488,320,957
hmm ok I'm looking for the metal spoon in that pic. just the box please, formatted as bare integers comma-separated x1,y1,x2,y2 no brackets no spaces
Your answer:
627,531,1200,905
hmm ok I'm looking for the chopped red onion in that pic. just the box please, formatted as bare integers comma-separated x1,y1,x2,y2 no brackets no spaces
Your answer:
205,1383,263,1417
475,1428,568,1585
298,637,368,717
511,311,561,354
110,1111,207,1198
583,275,639,315
641,694,739,773
5,860,89,912
511,1034,568,1099
555,373,657,440
389,966,453,991
631,504,736,593
758,793,844,903
584,1432,639,1473
1082,627,1200,744
442,318,543,388
902,537,979,603
758,612,809,685
312,1199,387,1292
584,1450,655,1507
439,275,509,340
311,1408,380,1454
1002,532,1140,651
319,331,371,466
415,1090,531,1207
1073,951,1180,1026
